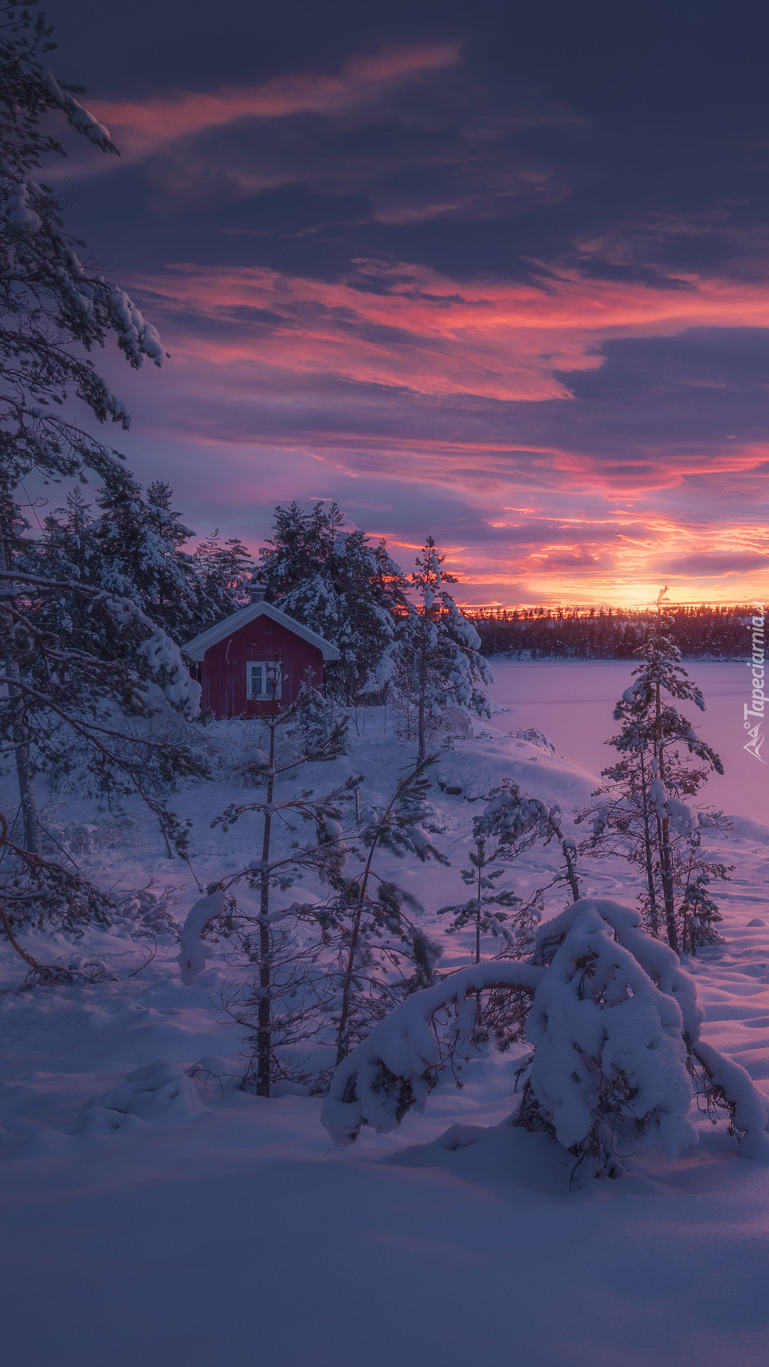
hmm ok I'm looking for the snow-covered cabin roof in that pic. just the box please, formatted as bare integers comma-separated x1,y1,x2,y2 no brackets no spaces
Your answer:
182,601,341,663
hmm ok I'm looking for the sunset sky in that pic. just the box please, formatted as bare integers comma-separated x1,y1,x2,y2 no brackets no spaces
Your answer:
51,0,769,606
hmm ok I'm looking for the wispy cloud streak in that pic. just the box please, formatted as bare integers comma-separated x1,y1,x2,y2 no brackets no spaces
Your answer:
89,42,461,160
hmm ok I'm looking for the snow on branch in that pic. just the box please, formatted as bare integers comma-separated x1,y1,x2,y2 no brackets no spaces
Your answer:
323,898,769,1176
178,891,229,984
323,960,543,1145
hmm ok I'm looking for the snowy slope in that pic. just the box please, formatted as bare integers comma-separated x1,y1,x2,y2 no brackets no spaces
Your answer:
2,661,769,1367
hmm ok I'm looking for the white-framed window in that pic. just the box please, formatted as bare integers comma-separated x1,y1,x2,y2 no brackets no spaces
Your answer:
246,660,282,701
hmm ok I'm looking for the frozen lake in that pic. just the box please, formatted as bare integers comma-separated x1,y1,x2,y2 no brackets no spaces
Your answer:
487,658,767,823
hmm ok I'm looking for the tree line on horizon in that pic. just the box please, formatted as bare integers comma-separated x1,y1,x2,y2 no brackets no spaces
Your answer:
471,602,759,659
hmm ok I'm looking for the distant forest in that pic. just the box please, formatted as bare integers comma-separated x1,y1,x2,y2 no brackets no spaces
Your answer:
467,604,762,660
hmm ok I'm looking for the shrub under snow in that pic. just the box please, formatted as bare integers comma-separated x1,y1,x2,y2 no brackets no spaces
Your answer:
178,891,229,984
323,898,768,1177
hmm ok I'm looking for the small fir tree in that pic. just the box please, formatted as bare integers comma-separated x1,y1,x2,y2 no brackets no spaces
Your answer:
476,780,580,914
395,537,491,762
289,676,344,760
324,758,446,1065
89,470,208,641
579,593,726,952
207,675,352,1096
438,837,523,964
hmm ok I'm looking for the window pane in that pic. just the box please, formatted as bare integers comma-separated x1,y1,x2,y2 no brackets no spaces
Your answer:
248,664,264,698
246,660,281,700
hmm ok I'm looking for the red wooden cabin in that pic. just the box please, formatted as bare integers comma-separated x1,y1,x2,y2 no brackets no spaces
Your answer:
183,601,340,719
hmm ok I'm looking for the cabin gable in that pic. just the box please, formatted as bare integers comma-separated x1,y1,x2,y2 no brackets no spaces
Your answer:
195,616,326,718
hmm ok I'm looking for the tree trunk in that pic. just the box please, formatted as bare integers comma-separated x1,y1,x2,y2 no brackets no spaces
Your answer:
653,678,678,952
335,832,381,1066
255,691,278,1097
0,520,40,854
638,749,659,937
475,841,483,964
562,844,580,902
417,613,427,765
335,775,409,1064
545,813,579,903
658,808,678,952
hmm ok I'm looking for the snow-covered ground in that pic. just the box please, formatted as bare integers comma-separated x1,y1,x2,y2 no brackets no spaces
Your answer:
2,659,769,1366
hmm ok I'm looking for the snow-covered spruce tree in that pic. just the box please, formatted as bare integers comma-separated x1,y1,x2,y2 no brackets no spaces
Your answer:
258,501,409,704
323,758,445,1066
395,537,491,762
18,489,103,667
259,499,326,598
0,1,189,859
578,595,726,952
438,785,580,969
288,675,344,760
663,812,731,956
22,476,241,652
12,485,208,838
476,780,580,919
679,864,726,955
433,782,578,1041
86,470,213,641
26,487,96,608
438,837,523,964
0,565,204,877
203,681,354,1096
323,898,767,1178
193,528,255,619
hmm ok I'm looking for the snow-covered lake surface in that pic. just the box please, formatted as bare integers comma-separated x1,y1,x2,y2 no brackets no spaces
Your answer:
2,661,769,1366
488,657,765,820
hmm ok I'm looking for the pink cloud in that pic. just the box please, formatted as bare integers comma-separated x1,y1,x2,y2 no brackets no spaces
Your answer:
89,42,461,161
129,256,769,407
112,253,769,605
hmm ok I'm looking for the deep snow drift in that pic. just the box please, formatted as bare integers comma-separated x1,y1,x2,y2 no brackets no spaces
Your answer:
2,659,769,1367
